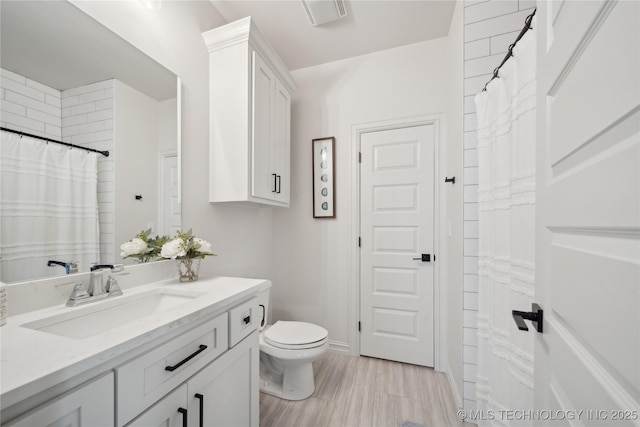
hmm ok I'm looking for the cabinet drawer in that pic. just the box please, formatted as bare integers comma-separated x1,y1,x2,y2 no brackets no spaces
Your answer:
116,314,228,427
228,297,259,347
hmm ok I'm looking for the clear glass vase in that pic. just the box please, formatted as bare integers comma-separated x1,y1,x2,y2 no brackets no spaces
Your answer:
176,258,201,282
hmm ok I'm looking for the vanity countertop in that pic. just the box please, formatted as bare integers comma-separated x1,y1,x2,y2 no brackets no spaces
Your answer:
0,276,270,411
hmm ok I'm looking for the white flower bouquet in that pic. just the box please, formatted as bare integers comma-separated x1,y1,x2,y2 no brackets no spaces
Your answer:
160,229,216,282
120,229,170,263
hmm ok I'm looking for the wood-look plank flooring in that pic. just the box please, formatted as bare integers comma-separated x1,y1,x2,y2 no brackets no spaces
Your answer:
260,350,473,427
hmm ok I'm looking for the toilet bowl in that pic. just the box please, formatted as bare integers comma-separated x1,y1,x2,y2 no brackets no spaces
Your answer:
257,289,328,400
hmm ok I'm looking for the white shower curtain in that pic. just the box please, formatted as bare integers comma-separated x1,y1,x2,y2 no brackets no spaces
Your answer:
474,26,536,425
0,131,100,283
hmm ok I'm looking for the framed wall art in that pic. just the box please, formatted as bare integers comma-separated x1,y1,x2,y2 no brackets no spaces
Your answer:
312,137,336,218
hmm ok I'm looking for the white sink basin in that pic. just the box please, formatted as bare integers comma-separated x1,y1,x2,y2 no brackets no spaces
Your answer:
22,288,204,339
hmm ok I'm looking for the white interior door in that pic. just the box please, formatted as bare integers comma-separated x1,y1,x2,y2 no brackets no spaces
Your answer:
360,124,435,367
535,0,640,422
160,152,181,236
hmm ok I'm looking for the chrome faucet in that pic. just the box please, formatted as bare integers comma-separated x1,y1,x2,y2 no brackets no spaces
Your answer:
66,264,126,307
47,260,78,274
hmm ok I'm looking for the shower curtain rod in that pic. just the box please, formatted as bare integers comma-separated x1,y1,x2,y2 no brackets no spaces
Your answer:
0,126,110,157
483,8,536,92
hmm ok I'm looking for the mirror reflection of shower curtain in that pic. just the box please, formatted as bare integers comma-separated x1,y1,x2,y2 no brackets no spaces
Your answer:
0,131,100,283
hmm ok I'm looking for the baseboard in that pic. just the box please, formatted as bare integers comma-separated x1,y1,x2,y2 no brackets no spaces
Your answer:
328,340,350,353
446,362,463,409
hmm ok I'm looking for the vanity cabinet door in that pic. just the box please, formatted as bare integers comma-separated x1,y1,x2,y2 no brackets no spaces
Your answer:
273,77,291,205
6,373,114,427
116,314,228,426
251,51,291,206
126,384,187,427
251,50,276,202
187,331,259,427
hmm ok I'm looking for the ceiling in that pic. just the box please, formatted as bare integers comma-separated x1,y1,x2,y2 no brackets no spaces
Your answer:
210,0,457,71
0,1,176,100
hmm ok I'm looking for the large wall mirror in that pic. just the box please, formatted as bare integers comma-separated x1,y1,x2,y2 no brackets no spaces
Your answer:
0,1,181,283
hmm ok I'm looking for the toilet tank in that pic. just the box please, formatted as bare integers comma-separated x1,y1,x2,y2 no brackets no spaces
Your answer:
256,286,271,330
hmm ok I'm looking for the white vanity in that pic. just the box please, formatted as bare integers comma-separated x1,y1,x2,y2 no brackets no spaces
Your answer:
0,266,269,427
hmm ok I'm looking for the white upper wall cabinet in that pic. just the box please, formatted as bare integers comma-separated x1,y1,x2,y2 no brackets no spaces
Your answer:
203,17,296,207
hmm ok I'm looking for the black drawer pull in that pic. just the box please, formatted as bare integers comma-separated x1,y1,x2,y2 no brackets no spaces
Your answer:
195,393,204,427
165,344,207,372
178,407,188,427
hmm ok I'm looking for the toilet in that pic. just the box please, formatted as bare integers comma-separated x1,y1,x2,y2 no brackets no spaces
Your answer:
256,288,329,400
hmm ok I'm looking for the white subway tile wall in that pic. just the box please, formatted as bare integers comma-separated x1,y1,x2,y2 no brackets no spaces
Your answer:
462,0,535,412
0,68,61,139
62,81,115,264
1,68,115,267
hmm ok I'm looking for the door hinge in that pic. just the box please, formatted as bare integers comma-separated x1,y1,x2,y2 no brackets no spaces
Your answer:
358,152,362,163
358,321,361,332
358,237,361,247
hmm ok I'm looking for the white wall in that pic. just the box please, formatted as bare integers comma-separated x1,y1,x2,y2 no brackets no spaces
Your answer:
72,1,276,280
114,80,159,262
462,0,536,412
445,0,465,409
158,98,177,153
272,38,457,350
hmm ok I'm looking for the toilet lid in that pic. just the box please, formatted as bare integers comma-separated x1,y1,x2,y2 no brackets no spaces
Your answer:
264,321,328,349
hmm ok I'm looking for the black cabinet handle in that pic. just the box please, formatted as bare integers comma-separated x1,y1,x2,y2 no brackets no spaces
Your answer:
259,304,266,327
276,175,281,194
178,408,188,427
195,393,204,427
165,345,207,372
272,173,277,193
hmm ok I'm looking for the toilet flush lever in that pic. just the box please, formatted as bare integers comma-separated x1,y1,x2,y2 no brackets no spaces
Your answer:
243,315,251,325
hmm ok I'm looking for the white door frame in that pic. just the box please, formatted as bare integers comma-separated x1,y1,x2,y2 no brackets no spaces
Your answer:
158,149,178,236
350,114,446,371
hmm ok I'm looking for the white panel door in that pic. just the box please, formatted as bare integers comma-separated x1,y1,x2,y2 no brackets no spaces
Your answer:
535,0,640,423
160,152,181,236
360,124,435,367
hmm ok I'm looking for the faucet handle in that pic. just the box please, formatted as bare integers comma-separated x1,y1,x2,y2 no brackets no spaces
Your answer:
66,283,90,306
105,276,123,296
